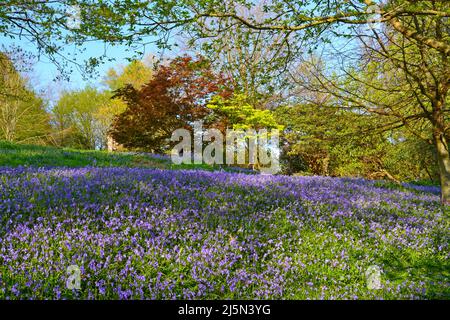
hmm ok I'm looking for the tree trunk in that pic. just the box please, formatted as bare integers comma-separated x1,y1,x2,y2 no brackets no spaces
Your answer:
434,131,450,205
322,156,329,176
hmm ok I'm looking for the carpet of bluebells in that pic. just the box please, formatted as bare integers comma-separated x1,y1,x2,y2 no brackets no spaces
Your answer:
0,166,448,299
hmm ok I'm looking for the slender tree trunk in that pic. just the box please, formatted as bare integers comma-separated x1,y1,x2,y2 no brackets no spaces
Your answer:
434,130,450,205
322,156,329,176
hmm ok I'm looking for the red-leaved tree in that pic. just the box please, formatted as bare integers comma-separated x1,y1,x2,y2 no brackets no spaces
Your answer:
109,55,231,151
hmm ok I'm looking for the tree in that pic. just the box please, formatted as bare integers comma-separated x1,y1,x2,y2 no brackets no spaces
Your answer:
102,58,155,150
51,57,154,150
186,1,296,108
206,93,283,170
0,52,51,144
206,93,283,131
81,1,449,56
0,1,160,79
104,58,154,91
275,102,436,181
53,86,111,149
109,55,231,151
286,2,449,202
2,1,448,79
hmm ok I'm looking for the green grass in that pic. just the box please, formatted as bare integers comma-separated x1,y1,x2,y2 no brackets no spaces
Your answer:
0,140,168,168
0,140,252,173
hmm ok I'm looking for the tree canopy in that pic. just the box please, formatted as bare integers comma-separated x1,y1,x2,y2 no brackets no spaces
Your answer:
0,52,51,144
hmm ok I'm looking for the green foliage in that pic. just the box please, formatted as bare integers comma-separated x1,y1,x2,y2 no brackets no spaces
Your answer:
0,140,256,174
53,87,116,150
53,58,156,151
197,24,294,108
0,140,166,168
110,55,231,152
3,1,447,77
0,53,51,144
104,59,154,91
207,94,283,131
275,103,437,182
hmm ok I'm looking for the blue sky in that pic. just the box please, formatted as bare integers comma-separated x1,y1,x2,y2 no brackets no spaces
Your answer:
0,35,164,104
0,31,194,106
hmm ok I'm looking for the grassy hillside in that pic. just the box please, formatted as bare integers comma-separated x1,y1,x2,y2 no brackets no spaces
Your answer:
0,140,252,173
0,140,166,168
